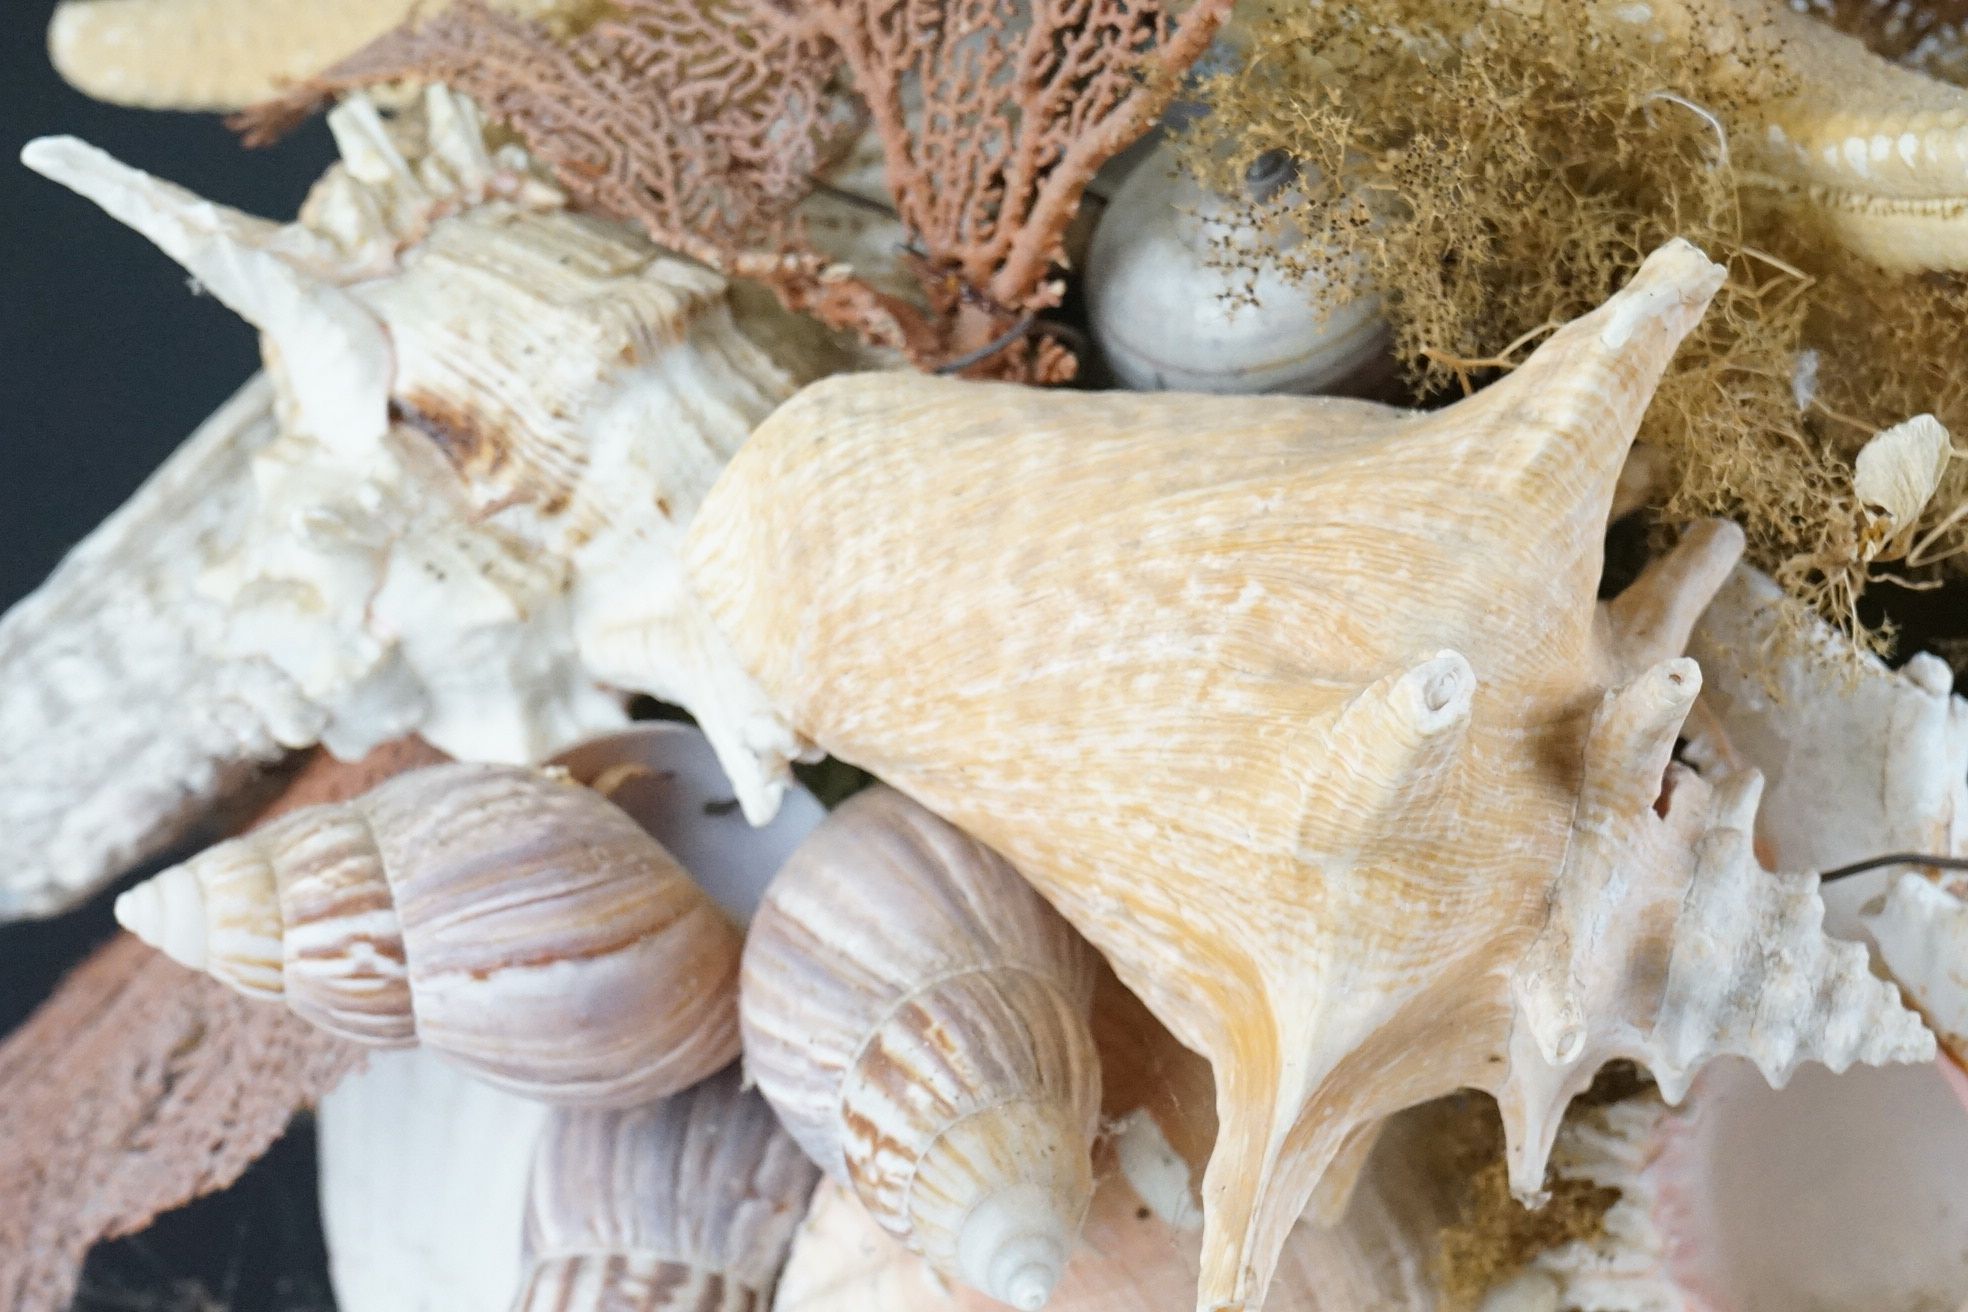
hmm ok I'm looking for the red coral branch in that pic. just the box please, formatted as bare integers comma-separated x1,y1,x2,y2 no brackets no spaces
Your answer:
236,0,1233,380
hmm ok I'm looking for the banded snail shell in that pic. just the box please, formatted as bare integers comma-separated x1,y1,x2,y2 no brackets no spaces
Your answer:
115,761,742,1106
740,785,1102,1311
516,1064,820,1311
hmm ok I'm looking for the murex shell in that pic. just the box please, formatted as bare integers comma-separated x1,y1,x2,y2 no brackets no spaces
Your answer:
115,761,744,1106
685,239,1936,1311
7,85,820,918
741,786,1102,1311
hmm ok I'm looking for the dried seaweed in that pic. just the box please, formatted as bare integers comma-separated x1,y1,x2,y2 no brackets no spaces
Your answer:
1181,0,1968,658
236,0,1231,379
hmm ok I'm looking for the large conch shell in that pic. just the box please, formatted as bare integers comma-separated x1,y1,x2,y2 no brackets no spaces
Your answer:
114,762,744,1105
1688,564,1968,1064
687,238,1935,1311
518,1065,820,1311
6,85,818,917
741,786,1102,1310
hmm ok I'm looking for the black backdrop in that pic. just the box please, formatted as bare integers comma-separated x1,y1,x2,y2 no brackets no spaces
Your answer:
3,4,341,1306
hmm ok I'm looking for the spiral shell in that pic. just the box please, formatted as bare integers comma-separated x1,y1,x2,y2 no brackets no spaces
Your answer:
1085,141,1392,396
114,762,742,1106
740,786,1102,1310
516,1065,819,1311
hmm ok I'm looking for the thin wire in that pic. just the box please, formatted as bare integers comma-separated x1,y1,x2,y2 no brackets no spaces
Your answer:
933,314,1039,374
1818,852,1968,883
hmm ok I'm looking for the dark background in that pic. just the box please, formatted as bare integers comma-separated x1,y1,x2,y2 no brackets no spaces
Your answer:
3,3,340,1306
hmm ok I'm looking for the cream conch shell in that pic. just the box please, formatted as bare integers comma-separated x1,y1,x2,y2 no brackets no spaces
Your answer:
1688,563,1968,1065
6,85,819,917
518,1065,821,1311
687,238,1935,1311
45,0,580,110
1085,141,1393,396
741,786,1103,1310
115,762,744,1106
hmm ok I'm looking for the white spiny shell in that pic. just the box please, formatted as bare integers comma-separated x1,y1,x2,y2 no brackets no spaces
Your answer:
686,240,1935,1312
8,86,823,917
1526,1061,1968,1311
517,1065,821,1311
1085,141,1392,396
741,786,1102,1311
1688,563,1968,1064
0,375,326,919
318,1047,551,1312
114,762,744,1106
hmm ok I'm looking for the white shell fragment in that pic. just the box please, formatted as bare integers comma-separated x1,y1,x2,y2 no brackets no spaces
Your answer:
1086,141,1392,396
7,86,824,917
1854,413,1955,535
318,1047,551,1312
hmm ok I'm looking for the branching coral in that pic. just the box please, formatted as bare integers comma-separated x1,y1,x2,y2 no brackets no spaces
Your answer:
240,0,1233,379
1181,0,1968,657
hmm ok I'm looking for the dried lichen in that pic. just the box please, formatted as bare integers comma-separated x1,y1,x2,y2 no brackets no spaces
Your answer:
1181,0,1968,657
1425,1092,1623,1312
239,0,1232,380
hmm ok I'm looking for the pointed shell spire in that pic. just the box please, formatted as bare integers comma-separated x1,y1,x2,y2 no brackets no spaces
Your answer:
740,786,1102,1309
115,762,744,1105
687,239,1933,1311
516,1066,820,1311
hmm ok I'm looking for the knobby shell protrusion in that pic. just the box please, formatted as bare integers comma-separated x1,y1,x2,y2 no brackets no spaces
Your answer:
517,1065,820,1311
1085,140,1393,396
741,786,1102,1310
115,762,744,1106
687,239,1935,1312
6,84,822,918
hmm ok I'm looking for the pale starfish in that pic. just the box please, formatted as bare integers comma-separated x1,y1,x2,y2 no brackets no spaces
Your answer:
46,0,582,111
1591,0,1968,270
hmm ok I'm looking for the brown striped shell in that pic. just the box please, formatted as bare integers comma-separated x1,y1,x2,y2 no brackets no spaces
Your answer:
114,762,742,1106
514,1065,819,1312
740,785,1102,1311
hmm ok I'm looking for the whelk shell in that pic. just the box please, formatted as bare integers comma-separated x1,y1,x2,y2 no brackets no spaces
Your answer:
685,238,1936,1311
115,762,744,1106
741,786,1102,1310
7,85,818,917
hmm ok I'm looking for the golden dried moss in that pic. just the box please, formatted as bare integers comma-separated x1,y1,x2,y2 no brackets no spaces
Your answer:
1181,0,1968,656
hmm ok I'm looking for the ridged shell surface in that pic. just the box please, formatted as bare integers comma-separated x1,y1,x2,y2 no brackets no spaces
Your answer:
116,762,744,1106
517,1065,820,1312
741,786,1101,1310
688,240,1935,1311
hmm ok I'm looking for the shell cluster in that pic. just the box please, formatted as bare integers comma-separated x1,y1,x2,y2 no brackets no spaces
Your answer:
9,11,1968,1311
